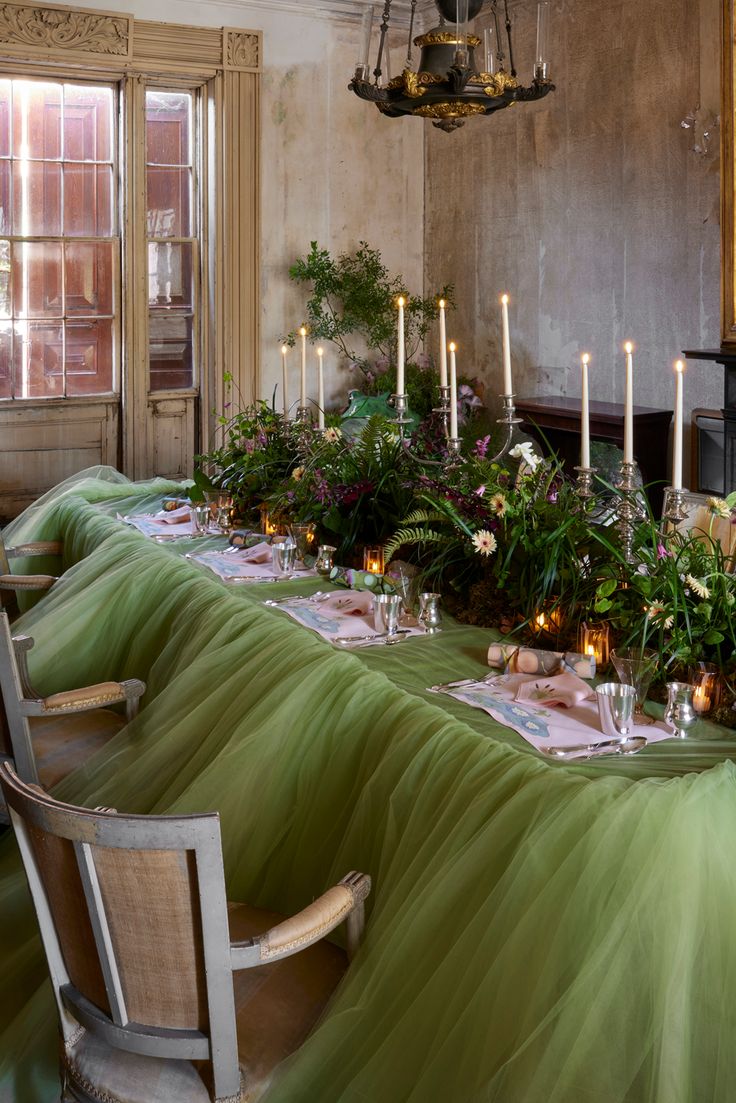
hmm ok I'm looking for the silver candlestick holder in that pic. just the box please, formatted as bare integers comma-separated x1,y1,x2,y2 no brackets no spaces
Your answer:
391,392,414,439
487,394,522,465
662,486,689,529
615,460,645,563
433,384,451,438
574,465,597,503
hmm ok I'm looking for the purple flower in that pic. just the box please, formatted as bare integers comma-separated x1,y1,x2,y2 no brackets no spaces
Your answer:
475,485,486,497
656,542,671,559
243,438,256,454
547,489,558,503
474,435,491,458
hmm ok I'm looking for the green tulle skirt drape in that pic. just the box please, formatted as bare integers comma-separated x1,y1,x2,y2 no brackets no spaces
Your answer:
1,468,736,1103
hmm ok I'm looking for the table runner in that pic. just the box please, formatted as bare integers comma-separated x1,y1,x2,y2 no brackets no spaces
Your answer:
2,467,736,1103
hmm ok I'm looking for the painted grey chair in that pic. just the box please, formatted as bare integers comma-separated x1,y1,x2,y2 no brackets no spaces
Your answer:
0,534,62,612
0,611,146,794
0,762,371,1103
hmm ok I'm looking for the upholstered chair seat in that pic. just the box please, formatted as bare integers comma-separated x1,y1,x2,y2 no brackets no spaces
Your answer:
63,902,348,1103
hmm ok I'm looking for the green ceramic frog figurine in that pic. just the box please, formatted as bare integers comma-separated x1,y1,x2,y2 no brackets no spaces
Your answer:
340,390,421,439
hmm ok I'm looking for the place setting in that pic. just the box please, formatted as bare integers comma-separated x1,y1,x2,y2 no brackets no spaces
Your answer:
264,587,441,648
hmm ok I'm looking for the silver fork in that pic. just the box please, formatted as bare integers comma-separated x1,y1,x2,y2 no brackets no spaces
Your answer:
430,672,504,692
264,591,329,607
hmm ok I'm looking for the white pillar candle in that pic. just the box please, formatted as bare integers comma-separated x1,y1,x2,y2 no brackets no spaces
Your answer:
438,298,448,388
396,296,406,396
299,326,307,409
580,353,590,468
501,293,513,396
673,359,684,490
317,347,325,431
449,341,458,439
281,344,289,418
624,341,634,464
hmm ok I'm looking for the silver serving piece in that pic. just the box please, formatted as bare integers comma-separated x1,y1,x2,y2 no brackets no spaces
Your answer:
574,465,597,504
663,681,697,738
373,593,403,637
662,486,689,528
541,735,647,761
315,545,336,576
418,592,442,634
595,682,636,740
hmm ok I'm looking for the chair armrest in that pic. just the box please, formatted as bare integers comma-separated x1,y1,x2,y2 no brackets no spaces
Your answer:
7,541,63,558
0,574,57,591
230,871,371,970
21,678,146,718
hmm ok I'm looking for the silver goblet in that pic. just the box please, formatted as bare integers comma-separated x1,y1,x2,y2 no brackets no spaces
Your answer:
418,593,442,634
663,682,697,738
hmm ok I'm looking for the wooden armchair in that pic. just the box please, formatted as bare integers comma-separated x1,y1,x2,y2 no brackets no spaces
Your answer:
0,762,371,1103
0,534,62,611
0,611,146,793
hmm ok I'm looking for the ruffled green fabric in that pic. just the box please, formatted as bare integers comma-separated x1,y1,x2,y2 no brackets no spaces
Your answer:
1,468,736,1103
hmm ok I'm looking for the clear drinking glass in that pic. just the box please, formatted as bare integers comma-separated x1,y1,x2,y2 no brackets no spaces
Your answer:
191,503,210,535
610,647,658,726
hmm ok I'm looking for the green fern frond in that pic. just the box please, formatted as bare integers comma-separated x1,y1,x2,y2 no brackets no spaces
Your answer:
384,527,451,559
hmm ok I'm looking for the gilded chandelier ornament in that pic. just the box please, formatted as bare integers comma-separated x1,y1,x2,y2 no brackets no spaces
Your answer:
348,0,555,132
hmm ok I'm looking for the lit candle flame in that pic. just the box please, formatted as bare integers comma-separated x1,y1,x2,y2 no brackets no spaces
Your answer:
674,359,684,374
582,352,590,365
535,612,546,630
501,293,509,305
299,326,307,337
624,340,633,354
317,347,324,357
449,341,457,352
281,344,288,355
439,298,446,309
397,296,405,308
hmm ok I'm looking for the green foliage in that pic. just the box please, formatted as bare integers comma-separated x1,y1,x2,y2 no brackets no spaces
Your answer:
285,241,454,380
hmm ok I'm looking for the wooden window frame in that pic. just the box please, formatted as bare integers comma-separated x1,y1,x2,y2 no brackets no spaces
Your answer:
0,0,261,464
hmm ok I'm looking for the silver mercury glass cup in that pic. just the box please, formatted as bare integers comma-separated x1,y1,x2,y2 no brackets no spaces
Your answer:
373,593,403,638
272,538,296,575
418,593,442,634
315,545,336,576
595,682,636,741
663,682,697,738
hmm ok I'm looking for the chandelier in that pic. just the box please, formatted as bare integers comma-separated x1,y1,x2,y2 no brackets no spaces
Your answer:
349,0,554,133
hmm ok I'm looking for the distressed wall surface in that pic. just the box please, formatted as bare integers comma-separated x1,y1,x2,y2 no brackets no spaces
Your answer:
424,0,722,484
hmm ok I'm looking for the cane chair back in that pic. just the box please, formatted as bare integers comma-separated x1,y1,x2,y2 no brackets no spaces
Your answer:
1,763,241,1100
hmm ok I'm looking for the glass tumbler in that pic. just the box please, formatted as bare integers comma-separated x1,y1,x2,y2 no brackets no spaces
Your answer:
610,647,658,726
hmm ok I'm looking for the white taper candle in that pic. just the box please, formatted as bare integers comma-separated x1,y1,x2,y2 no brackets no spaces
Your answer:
673,359,684,490
299,326,307,409
624,341,634,464
397,296,406,396
438,298,448,388
449,341,458,439
281,344,289,418
501,294,513,397
317,347,325,431
581,353,590,468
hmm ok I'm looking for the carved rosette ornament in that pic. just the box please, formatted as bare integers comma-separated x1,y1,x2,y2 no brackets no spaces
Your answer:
225,30,260,71
0,3,129,55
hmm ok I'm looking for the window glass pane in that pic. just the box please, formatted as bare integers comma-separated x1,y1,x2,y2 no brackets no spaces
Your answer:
0,167,9,236
147,167,191,237
12,242,62,318
149,313,192,391
14,321,63,398
64,164,113,236
12,161,61,236
13,81,61,160
0,240,10,318
63,84,112,163
65,242,114,317
65,319,113,395
148,242,193,310
0,323,11,399
0,81,10,158
145,91,191,165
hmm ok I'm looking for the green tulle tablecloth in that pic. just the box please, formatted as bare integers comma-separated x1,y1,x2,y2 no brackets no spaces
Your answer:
2,467,736,1103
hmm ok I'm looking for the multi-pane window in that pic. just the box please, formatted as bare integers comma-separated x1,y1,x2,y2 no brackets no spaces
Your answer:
0,78,116,399
146,90,196,392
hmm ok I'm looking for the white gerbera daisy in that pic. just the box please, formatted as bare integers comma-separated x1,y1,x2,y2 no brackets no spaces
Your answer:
323,426,342,443
489,492,508,516
472,529,497,556
685,574,710,600
707,497,732,520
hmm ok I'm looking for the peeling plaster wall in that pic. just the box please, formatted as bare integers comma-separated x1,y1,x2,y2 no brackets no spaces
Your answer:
69,0,425,410
424,0,722,485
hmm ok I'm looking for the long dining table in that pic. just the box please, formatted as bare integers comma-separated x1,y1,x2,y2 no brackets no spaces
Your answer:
1,466,736,1103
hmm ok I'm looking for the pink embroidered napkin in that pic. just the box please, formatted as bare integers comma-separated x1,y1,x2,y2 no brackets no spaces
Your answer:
239,541,272,564
512,672,594,709
154,504,191,524
320,592,375,617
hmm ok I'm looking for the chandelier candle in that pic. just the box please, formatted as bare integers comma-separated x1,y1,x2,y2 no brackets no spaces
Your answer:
501,294,513,396
397,296,406,397
449,342,459,440
317,347,325,431
580,353,591,468
299,326,308,409
438,299,448,388
623,341,634,464
673,360,684,490
281,344,289,418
